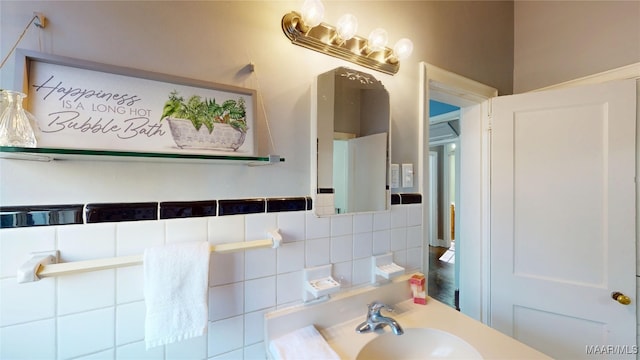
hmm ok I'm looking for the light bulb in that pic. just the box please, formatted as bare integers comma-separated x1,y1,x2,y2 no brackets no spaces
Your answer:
336,14,358,41
301,0,325,28
393,38,414,60
367,28,388,52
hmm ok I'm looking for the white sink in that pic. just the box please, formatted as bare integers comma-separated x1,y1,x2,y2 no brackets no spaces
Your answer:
356,328,483,360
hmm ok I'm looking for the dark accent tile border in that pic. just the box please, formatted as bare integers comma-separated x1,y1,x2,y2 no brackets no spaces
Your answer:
0,193,422,228
86,202,158,223
317,188,334,194
160,200,217,219
218,199,265,216
399,193,422,204
0,204,84,228
266,197,307,213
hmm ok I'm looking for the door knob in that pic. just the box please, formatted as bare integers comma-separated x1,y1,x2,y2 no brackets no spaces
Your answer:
611,291,631,305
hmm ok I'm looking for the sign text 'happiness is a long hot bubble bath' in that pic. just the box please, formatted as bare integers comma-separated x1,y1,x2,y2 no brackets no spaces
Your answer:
32,74,165,140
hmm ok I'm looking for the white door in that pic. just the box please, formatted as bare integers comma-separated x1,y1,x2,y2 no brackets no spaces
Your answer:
350,132,387,213
490,80,637,358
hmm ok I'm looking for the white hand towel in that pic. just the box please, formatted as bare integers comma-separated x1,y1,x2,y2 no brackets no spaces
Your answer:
269,325,340,360
144,241,210,349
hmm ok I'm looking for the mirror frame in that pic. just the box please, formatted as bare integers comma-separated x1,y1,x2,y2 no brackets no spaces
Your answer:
310,67,391,216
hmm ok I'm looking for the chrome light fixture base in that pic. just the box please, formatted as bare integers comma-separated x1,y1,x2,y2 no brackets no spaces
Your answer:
281,11,399,75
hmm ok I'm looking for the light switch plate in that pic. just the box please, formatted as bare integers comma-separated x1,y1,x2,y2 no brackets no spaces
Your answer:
390,164,400,188
402,163,413,188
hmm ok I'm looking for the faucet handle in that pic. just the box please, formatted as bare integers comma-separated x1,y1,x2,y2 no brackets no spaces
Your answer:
368,301,393,314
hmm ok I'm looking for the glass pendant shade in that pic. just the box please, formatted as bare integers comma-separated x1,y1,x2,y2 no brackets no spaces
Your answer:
301,0,325,28
0,90,37,147
336,14,358,41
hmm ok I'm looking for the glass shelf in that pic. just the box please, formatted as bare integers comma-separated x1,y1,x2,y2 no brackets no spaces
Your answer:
0,146,284,166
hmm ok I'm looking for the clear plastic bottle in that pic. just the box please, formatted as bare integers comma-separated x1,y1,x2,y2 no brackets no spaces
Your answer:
0,90,37,147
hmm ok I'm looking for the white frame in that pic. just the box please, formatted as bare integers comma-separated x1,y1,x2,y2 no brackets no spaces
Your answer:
419,62,497,322
14,49,257,156
310,67,392,217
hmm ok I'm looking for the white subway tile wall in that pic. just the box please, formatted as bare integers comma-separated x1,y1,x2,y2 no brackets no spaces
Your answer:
58,269,115,315
305,237,331,267
1,278,55,326
0,207,422,359
57,308,115,359
0,319,56,359
116,266,144,304
166,334,207,360
0,226,56,277
115,301,146,346
352,257,372,286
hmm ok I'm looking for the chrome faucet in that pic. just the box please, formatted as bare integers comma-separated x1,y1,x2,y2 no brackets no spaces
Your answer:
355,301,404,335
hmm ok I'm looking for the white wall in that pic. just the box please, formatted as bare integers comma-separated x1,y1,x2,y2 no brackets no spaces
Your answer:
514,1,640,93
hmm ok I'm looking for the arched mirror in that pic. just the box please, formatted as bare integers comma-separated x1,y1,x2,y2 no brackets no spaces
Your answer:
311,67,390,216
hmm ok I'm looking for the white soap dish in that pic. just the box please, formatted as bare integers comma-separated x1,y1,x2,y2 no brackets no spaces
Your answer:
371,253,405,284
306,276,341,297
376,262,405,279
303,264,341,302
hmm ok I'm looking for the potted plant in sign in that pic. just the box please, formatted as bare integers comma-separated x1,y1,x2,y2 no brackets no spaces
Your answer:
161,90,248,151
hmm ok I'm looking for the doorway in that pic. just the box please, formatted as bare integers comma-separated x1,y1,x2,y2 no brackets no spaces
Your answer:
420,62,498,322
428,100,460,309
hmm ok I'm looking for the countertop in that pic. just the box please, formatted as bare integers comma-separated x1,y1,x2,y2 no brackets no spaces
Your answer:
320,297,552,359
265,276,552,359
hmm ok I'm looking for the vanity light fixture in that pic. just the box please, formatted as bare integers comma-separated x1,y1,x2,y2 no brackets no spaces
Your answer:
281,1,413,75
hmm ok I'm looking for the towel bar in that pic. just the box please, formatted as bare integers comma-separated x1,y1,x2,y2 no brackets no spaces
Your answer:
17,229,282,283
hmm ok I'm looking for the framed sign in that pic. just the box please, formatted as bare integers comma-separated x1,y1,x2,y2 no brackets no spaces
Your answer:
14,50,256,156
